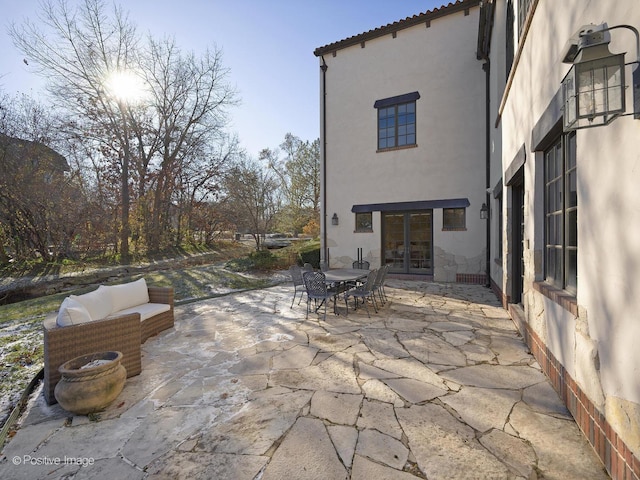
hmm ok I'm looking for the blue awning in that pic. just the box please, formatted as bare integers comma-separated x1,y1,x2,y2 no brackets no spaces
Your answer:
351,198,470,213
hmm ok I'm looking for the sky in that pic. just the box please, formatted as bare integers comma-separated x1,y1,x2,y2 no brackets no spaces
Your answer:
0,0,446,158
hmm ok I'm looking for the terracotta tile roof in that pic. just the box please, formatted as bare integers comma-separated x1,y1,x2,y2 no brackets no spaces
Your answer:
313,0,481,56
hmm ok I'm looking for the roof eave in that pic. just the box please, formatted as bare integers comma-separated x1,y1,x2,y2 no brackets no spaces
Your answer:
313,0,481,57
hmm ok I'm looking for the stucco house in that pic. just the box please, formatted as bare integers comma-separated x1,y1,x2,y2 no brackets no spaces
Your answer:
481,1,640,478
0,133,69,179
315,1,640,478
314,1,488,282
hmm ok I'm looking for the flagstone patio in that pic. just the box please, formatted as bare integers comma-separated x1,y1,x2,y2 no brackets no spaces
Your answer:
0,280,608,479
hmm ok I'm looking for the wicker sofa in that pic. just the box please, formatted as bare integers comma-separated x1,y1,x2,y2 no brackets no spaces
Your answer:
43,279,174,405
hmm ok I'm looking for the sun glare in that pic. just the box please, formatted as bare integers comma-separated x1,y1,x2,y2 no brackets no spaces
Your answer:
105,70,146,104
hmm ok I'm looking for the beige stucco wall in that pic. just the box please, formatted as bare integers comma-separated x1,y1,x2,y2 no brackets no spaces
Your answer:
498,0,640,455
319,7,487,278
486,0,508,298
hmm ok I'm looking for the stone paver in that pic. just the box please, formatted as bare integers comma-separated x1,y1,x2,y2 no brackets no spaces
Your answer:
0,280,609,479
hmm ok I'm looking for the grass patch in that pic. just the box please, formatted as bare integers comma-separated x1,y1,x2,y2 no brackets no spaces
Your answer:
0,242,246,279
0,254,286,422
0,293,70,325
0,243,292,423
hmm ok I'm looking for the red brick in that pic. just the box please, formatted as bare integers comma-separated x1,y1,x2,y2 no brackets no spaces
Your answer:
618,435,626,454
597,428,606,462
596,411,605,429
581,409,589,435
633,455,640,477
615,456,627,480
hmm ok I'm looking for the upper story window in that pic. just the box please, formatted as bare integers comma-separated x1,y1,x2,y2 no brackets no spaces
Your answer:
374,92,420,151
506,0,533,77
517,0,533,38
506,0,514,76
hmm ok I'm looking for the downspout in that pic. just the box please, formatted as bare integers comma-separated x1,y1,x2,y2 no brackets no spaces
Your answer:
483,59,491,288
478,0,494,289
320,56,328,265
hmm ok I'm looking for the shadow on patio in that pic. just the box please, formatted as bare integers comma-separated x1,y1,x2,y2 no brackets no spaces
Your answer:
0,280,608,479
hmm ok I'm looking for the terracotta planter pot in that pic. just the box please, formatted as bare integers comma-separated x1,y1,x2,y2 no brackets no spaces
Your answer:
54,351,126,415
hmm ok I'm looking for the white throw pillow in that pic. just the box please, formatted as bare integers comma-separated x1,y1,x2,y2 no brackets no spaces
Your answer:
108,278,149,312
56,297,93,326
70,285,113,320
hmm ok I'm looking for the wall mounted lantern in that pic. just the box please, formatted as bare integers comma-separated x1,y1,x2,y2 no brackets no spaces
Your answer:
480,203,489,220
561,23,640,131
331,213,339,225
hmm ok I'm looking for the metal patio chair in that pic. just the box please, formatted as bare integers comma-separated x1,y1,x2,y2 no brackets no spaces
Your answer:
345,269,378,317
303,270,339,320
373,264,389,304
289,265,306,308
352,260,370,270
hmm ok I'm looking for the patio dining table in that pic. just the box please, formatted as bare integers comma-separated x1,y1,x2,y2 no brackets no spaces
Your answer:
323,268,369,285
323,268,369,297
305,269,370,317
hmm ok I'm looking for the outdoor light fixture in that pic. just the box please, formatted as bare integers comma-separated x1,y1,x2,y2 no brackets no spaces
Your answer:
561,23,640,131
331,213,339,225
480,203,489,220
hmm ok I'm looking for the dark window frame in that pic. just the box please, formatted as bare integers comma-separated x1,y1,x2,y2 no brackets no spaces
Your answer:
497,193,503,260
442,207,466,231
374,92,420,151
517,0,533,38
544,131,577,293
355,212,373,232
506,0,514,76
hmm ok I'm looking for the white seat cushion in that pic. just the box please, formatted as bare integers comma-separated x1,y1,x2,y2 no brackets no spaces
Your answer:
116,303,170,322
107,278,150,312
56,297,93,326
70,285,113,321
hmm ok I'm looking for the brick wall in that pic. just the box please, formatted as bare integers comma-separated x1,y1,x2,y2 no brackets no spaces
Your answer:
455,273,487,284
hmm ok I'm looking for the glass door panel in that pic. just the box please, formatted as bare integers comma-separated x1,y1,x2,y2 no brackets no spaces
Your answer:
383,211,432,274
409,212,431,273
383,213,405,271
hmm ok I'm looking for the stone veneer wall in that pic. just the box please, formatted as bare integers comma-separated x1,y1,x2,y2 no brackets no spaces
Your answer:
434,247,486,283
490,277,509,308
509,305,640,480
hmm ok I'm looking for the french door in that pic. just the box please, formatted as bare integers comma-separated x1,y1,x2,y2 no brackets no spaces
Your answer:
382,211,433,274
511,182,525,304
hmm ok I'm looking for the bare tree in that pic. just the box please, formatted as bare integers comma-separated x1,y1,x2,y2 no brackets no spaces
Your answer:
9,0,144,262
263,134,320,235
9,0,237,260
175,135,240,245
0,94,87,261
140,37,238,251
223,155,281,250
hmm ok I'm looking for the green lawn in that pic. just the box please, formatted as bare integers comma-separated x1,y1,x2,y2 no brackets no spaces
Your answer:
0,239,319,418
